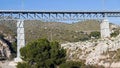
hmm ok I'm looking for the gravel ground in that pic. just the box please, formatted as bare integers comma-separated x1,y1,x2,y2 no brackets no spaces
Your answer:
0,61,16,68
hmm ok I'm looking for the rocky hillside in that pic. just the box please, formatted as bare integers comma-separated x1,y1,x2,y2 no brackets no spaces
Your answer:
0,20,16,43
0,39,11,60
0,21,16,61
0,20,101,43
0,20,118,43
24,20,100,43
61,33,120,68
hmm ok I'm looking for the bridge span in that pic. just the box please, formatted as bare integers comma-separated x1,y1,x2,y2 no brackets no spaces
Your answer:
0,10,120,20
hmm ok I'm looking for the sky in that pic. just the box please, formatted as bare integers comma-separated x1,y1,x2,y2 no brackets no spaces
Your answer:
0,0,120,10
0,0,120,24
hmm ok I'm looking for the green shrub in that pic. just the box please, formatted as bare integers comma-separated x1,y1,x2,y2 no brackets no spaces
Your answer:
59,61,85,68
17,38,66,68
17,62,31,68
89,31,100,39
79,34,90,41
111,30,119,37
0,34,4,39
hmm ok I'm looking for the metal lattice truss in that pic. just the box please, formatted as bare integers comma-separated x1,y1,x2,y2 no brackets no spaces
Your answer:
0,10,120,21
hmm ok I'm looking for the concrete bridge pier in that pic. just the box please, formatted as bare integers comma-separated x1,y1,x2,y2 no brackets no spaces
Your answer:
100,18,110,38
14,20,25,62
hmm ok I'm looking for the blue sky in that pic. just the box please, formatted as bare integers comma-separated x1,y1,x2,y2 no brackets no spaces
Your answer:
0,0,120,10
0,0,120,24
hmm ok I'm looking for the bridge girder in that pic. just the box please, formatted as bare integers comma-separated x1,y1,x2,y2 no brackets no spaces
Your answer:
0,10,120,21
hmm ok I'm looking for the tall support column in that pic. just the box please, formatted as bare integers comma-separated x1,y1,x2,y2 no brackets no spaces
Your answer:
14,20,25,62
100,19,110,38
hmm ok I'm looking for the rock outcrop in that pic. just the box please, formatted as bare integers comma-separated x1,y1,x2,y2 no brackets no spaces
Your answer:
61,34,120,68
0,39,11,59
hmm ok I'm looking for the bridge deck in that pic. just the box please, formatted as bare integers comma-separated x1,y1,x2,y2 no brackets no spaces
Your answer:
0,10,120,20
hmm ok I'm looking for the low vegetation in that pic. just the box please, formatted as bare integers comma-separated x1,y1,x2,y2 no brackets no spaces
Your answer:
17,38,66,68
59,61,85,68
111,30,120,37
0,20,101,43
0,33,4,39
89,31,100,39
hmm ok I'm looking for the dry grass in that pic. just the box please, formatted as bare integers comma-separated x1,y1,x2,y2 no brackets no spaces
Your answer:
0,20,101,43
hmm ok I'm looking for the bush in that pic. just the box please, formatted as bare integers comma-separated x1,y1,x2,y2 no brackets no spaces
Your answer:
59,61,85,68
17,38,66,68
79,34,90,41
0,34,4,39
111,30,119,37
17,62,31,68
89,31,100,39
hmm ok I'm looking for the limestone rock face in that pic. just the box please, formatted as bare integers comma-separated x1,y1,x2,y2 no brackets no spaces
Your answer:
0,39,11,59
61,34,120,68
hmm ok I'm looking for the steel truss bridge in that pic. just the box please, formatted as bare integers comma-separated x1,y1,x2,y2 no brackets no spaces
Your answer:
0,10,120,21
1,10,120,62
